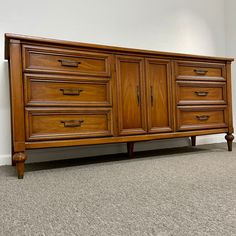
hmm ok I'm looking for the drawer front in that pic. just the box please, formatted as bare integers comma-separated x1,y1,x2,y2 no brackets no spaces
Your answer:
24,74,111,106
177,106,227,131
25,108,113,141
176,81,226,105
175,61,226,81
23,45,111,76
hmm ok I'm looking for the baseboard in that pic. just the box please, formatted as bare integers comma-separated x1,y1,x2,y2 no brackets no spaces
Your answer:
0,154,11,166
0,135,229,166
26,137,190,163
196,134,226,145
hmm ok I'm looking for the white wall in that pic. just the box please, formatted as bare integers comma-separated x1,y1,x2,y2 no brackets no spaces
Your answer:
0,0,230,165
225,0,236,126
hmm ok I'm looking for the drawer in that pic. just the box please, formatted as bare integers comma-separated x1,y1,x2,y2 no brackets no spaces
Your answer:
175,61,226,81
22,45,111,76
24,74,111,106
177,106,227,131
176,81,226,105
25,108,113,141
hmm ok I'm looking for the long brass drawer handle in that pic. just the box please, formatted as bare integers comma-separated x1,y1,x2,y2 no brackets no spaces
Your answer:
61,120,84,127
60,88,83,96
194,69,208,75
194,91,208,96
196,115,209,121
58,59,81,67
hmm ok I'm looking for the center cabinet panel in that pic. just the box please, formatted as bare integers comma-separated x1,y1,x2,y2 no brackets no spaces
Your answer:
115,56,147,135
145,59,173,133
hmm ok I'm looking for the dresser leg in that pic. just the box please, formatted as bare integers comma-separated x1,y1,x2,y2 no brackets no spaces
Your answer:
12,159,16,166
225,133,234,152
127,142,135,158
191,136,196,146
13,152,27,179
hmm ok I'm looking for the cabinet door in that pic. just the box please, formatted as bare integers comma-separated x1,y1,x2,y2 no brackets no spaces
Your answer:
116,56,147,135
146,58,173,133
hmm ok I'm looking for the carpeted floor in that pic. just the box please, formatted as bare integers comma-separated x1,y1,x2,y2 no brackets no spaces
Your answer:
1,143,236,236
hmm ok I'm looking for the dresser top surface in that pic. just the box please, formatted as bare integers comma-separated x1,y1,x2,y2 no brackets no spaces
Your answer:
4,33,234,62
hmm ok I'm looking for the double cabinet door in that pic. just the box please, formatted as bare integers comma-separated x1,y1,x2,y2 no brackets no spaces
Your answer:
116,55,173,135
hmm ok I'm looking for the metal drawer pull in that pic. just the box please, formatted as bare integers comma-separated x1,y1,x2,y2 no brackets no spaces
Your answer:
196,115,209,121
151,86,154,106
60,88,83,96
61,120,84,127
137,86,140,106
194,69,208,75
58,59,81,67
194,91,208,96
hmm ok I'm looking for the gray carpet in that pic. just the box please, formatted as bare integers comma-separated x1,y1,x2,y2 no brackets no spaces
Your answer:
1,143,236,236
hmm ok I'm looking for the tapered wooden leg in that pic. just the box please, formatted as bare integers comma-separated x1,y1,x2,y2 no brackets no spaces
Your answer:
127,142,134,158
13,152,27,179
225,133,234,152
191,136,196,146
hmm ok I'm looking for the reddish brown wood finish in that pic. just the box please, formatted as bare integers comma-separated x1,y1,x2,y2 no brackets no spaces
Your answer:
175,61,226,81
13,152,27,179
191,136,196,146
4,33,234,179
146,59,173,133
9,40,26,153
25,107,113,141
177,106,228,131
127,142,135,158
22,45,112,77
226,62,234,134
24,74,112,107
25,128,229,149
225,133,234,151
116,56,147,135
176,81,227,105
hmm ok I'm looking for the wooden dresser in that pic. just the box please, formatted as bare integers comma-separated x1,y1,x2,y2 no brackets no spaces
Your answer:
5,33,234,179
